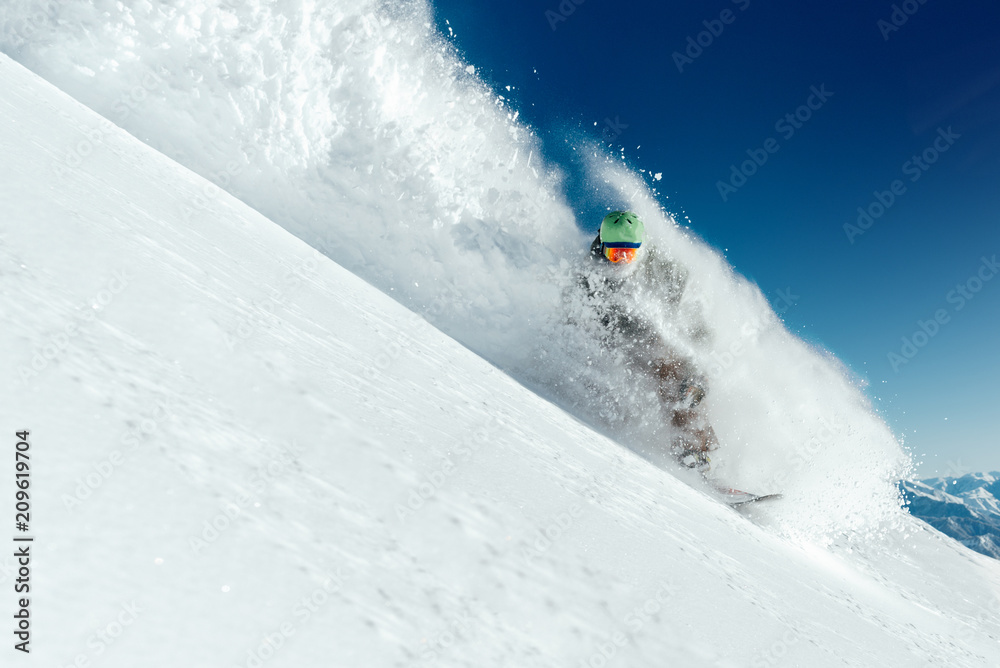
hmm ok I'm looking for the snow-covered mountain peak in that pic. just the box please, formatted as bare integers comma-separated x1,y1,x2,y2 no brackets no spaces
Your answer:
902,472,1000,560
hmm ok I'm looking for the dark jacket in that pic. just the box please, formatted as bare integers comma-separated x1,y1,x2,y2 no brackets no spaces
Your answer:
580,233,708,400
581,233,688,347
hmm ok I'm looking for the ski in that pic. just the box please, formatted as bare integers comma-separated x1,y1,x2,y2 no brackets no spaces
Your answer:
713,486,783,507
727,492,783,508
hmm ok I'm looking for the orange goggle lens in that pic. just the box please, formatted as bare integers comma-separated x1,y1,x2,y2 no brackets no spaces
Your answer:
604,247,638,264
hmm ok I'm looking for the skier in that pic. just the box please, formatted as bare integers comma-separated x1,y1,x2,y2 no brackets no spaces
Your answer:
581,210,718,470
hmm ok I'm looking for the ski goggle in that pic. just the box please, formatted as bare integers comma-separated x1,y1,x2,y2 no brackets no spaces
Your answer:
604,246,638,264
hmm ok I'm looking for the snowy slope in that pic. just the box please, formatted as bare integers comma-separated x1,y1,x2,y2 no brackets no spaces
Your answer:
0,0,915,544
3,54,1000,668
903,472,1000,560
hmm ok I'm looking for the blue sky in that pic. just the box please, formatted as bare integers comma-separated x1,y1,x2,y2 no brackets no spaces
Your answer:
431,0,1000,476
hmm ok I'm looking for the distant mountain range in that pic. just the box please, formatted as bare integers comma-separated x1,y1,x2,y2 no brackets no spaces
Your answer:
901,472,1000,560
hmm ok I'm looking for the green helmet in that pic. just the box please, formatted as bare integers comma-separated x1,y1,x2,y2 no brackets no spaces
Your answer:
599,211,644,248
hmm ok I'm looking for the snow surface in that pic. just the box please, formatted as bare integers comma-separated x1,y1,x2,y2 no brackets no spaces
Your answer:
2,1,1000,665
1,0,913,542
2,48,1000,668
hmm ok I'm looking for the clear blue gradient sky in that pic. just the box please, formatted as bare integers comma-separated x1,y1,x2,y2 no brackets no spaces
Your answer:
430,0,1000,476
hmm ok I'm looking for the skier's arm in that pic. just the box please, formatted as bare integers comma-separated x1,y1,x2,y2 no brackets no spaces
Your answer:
644,245,688,305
